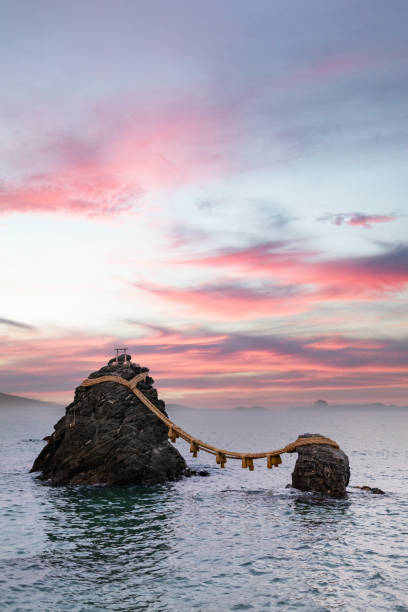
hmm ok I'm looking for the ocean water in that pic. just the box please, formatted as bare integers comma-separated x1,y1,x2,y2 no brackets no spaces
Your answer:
1,403,407,611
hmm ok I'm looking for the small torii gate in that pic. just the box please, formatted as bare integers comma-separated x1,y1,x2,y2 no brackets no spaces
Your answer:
114,347,130,365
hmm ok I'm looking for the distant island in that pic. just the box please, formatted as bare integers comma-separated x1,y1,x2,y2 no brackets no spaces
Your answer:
297,400,404,410
233,405,266,411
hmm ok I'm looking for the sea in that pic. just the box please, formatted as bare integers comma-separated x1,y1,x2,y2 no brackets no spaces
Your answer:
1,402,407,611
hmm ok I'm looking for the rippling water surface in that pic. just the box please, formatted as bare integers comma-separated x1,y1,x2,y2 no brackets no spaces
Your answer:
1,404,407,611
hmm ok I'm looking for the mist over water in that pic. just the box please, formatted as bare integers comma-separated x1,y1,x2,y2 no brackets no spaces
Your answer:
1,403,407,611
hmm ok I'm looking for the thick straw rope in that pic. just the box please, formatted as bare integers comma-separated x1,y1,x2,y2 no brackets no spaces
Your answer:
80,373,339,469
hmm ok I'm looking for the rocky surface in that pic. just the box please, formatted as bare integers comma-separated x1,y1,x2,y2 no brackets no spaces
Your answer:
291,433,350,498
31,355,187,485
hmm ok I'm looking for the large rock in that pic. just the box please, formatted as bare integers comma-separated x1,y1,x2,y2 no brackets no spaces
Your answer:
31,355,187,485
291,433,350,498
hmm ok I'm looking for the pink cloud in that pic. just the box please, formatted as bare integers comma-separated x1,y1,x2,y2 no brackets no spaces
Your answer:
0,104,227,217
320,212,396,228
179,243,408,303
242,49,390,111
1,326,407,406
281,51,376,90
347,213,395,227
136,280,305,320
0,172,141,217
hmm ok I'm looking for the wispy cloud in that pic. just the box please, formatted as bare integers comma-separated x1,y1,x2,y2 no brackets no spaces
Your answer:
136,280,303,320
318,212,396,228
0,173,141,217
0,103,228,218
0,317,34,330
178,242,408,302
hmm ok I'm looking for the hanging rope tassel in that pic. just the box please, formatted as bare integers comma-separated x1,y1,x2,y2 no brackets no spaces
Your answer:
242,456,248,469
247,458,254,471
190,440,199,457
271,455,282,467
216,451,227,468
266,454,273,469
168,427,178,443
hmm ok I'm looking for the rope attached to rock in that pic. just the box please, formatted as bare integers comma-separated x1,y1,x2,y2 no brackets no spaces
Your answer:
80,373,339,470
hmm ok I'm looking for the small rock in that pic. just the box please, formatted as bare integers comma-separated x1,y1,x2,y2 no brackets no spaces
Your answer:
355,485,385,495
186,469,210,477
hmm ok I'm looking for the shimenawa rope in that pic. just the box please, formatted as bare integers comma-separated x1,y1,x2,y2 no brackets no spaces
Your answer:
80,373,339,470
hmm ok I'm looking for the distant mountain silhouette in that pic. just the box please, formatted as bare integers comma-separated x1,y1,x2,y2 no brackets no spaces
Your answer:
0,391,62,409
166,403,194,411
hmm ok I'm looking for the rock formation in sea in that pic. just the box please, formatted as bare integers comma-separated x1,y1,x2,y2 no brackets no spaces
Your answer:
291,433,350,498
31,355,187,485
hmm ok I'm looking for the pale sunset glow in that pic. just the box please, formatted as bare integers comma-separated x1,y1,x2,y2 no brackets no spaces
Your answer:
1,1,407,407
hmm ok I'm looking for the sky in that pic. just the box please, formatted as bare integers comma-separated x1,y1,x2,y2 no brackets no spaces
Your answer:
0,0,407,407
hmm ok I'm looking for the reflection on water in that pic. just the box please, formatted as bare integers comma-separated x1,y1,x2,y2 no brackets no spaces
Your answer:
291,492,351,517
0,405,407,611
42,485,175,565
